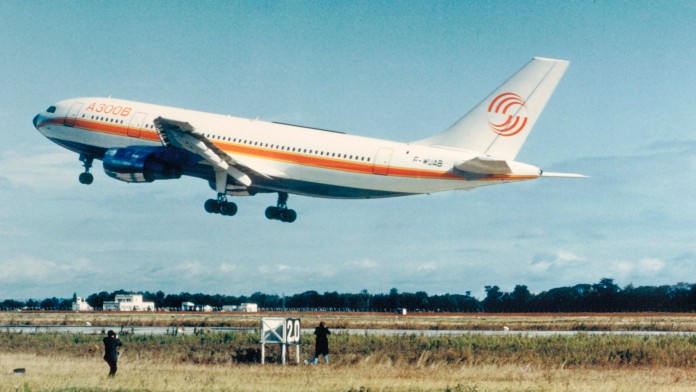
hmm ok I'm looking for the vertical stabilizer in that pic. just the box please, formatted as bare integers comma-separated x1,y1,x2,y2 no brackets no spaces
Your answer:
414,57,569,159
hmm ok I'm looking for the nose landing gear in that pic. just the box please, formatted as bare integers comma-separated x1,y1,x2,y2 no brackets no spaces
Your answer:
78,154,94,185
265,192,297,223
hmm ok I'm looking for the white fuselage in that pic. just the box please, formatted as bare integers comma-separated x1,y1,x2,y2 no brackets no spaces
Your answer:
34,97,540,199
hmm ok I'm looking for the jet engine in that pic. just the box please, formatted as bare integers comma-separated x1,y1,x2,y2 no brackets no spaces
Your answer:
103,146,182,183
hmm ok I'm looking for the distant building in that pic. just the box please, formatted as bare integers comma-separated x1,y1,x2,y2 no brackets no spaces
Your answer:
199,304,214,312
181,301,195,311
221,303,258,312
239,303,258,312
72,296,93,312
103,294,155,311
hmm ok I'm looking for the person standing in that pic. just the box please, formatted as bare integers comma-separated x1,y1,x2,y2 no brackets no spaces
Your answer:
103,330,123,377
313,321,331,364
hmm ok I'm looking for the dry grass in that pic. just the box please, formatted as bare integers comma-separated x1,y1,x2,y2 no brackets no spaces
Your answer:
2,353,696,392
4,313,696,391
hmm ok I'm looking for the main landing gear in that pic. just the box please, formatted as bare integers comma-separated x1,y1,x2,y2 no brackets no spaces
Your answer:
204,193,238,216
78,154,94,185
265,192,297,223
203,192,297,222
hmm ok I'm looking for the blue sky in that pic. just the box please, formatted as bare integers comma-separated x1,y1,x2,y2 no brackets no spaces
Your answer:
1,1,695,300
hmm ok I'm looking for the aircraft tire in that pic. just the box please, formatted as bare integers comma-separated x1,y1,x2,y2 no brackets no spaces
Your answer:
79,172,94,185
204,199,220,214
280,209,297,223
265,206,280,220
220,202,238,216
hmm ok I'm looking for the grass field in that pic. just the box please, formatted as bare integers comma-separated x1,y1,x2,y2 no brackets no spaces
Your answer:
3,353,696,391
2,312,696,391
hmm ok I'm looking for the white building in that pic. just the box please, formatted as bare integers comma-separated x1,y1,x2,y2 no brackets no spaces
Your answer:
221,303,258,312
72,296,93,312
103,294,155,311
239,303,258,312
181,301,195,311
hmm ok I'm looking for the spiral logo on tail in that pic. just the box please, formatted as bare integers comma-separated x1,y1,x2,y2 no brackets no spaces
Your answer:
487,92,528,137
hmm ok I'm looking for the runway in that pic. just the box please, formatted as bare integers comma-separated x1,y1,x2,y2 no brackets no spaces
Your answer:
3,325,695,337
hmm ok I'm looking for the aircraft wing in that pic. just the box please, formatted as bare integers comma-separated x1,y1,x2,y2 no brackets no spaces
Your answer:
153,117,257,186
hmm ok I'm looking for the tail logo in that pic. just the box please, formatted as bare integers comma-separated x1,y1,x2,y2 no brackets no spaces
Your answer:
487,92,528,137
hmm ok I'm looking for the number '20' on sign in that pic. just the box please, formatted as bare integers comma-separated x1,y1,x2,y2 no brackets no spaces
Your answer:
285,318,301,344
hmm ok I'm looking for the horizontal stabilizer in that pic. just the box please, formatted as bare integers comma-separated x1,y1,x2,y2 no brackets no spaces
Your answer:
455,156,513,175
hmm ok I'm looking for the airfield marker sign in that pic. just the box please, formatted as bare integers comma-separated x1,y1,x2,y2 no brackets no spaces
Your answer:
260,317,301,364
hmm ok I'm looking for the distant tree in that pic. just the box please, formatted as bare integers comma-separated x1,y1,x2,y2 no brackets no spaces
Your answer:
152,290,166,308
0,299,24,310
482,286,503,312
86,291,111,309
40,297,61,310
592,278,620,311
25,299,40,309
510,285,532,312
388,288,401,310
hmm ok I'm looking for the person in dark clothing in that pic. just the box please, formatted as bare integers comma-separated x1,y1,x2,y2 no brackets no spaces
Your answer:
313,321,331,364
103,330,123,377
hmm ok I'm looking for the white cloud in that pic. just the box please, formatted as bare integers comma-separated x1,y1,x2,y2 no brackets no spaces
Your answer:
172,261,207,276
612,257,666,279
349,259,378,269
529,250,583,275
0,255,94,285
417,262,437,272
219,263,237,273
0,149,77,190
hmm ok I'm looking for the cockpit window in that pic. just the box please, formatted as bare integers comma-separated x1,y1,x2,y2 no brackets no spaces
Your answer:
46,106,56,113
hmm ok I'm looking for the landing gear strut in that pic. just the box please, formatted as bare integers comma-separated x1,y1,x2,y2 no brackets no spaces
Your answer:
204,193,238,216
204,170,238,217
265,192,297,223
78,154,94,185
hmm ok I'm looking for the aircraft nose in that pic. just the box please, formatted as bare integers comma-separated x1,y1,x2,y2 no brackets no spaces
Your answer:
33,114,40,128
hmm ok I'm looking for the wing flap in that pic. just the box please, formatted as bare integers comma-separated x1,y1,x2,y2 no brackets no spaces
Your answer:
153,117,254,186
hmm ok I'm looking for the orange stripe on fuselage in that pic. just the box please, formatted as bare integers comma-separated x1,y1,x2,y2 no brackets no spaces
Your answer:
50,117,535,183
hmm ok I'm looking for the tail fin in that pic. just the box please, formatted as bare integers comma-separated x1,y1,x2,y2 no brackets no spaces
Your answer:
414,57,569,160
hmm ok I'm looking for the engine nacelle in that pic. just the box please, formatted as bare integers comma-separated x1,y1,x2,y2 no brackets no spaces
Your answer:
103,146,182,183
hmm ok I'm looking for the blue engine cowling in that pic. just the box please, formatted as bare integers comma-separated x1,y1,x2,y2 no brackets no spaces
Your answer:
103,146,183,183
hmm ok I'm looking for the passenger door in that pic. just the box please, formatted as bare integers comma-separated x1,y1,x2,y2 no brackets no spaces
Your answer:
372,148,393,175
127,112,147,138
64,102,83,127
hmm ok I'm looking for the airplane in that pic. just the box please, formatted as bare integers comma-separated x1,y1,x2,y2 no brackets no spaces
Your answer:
33,57,583,223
